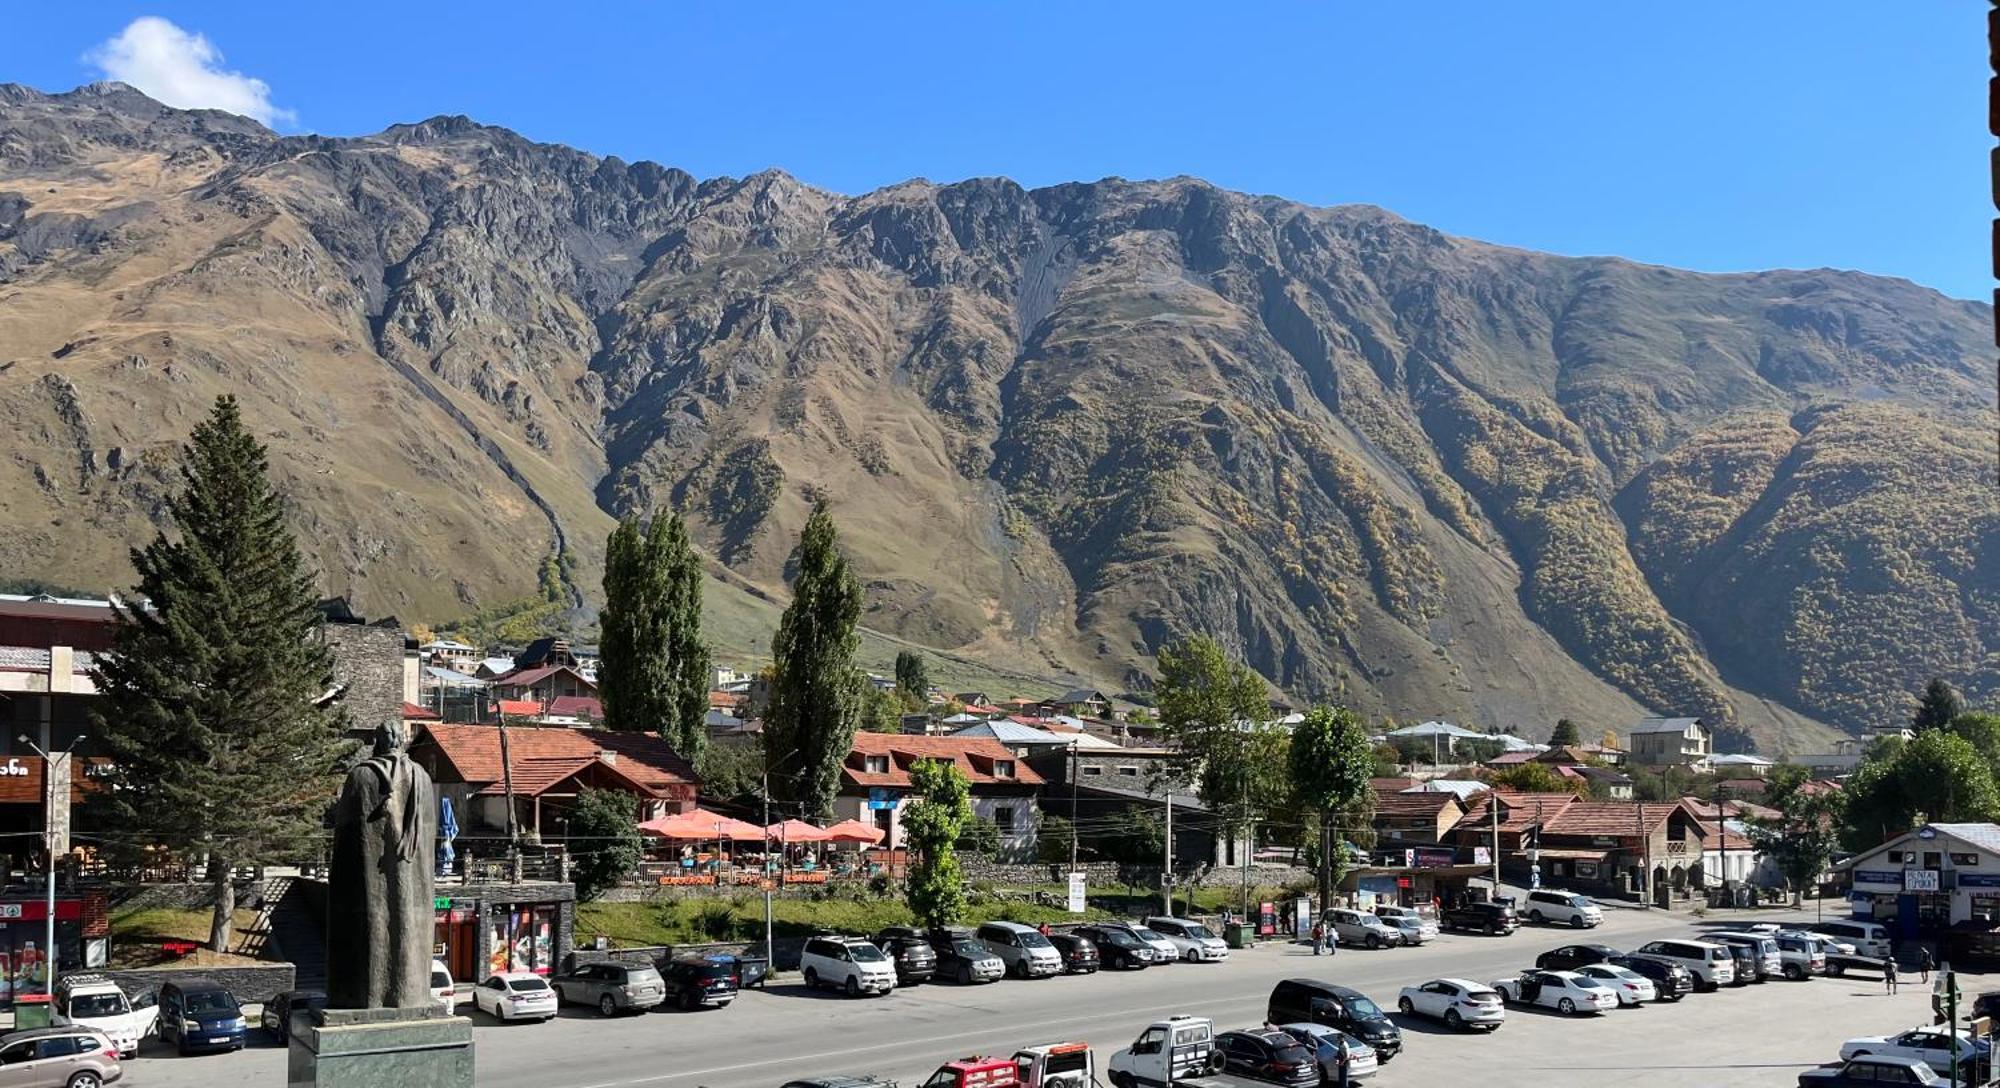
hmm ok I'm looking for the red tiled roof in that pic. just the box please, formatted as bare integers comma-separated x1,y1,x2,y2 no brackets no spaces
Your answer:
962,704,1002,715
1371,789,1467,818
472,755,662,798
401,702,441,721
1483,751,1538,766
495,699,542,717
709,691,746,709
420,723,699,797
545,695,604,719
1545,801,1682,837
843,732,1046,788
1462,792,1577,831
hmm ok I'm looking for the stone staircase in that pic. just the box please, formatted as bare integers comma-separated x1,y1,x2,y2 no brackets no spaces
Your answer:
261,876,328,990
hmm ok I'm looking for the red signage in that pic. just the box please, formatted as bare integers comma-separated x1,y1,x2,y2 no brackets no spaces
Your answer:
0,900,83,923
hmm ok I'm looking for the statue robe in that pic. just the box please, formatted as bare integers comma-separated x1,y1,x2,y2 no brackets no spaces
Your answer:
326,749,438,1009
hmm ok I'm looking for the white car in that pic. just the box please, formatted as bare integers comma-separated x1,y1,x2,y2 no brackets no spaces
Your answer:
1574,964,1657,1005
1144,917,1229,962
431,959,456,1009
1522,889,1603,928
1396,977,1506,1031
1631,939,1737,991
800,936,898,996
1325,908,1404,949
1277,1022,1379,1081
471,972,557,1021
1492,970,1618,1015
1374,906,1439,945
54,975,157,1058
1842,1027,1988,1074
1130,925,1182,964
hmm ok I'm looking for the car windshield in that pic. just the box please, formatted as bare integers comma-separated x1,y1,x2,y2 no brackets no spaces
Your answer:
1569,897,1592,908
1134,928,1167,943
1572,977,1609,989
507,978,549,992
1019,933,1053,949
184,991,238,1016
1183,924,1214,940
431,970,450,988
848,944,887,962
1102,931,1140,948
67,994,126,1018
1346,996,1382,1018
953,940,988,957
1467,989,1499,1001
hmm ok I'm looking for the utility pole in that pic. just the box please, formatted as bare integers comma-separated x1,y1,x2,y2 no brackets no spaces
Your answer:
1239,762,1251,919
1163,787,1174,917
1715,782,1728,906
498,713,521,884
1068,740,1079,871
763,762,774,971
1637,802,1651,910
1489,792,1500,898
22,736,81,999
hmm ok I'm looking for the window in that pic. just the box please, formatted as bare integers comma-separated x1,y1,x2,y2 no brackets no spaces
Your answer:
864,756,889,773
1082,766,1103,776
1888,851,1906,864
1924,852,1942,868
994,760,1015,779
1953,853,1980,867
993,806,1017,831
1118,765,1139,776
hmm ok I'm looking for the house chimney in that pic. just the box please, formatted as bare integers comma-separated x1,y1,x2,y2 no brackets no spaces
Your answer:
598,749,616,765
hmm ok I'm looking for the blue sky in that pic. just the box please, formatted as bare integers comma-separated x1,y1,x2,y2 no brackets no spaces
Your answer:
2,3,1986,298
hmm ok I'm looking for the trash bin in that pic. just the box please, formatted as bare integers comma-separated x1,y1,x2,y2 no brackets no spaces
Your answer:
731,952,771,990
13,993,50,1029
1225,922,1254,949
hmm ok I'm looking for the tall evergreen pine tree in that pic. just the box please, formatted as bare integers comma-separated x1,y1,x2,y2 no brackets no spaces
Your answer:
91,396,351,951
764,502,864,819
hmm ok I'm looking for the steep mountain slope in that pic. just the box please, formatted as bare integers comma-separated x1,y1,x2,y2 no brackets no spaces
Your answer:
2,84,1991,751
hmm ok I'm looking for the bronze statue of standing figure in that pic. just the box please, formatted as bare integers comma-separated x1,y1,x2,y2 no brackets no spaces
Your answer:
326,720,438,1009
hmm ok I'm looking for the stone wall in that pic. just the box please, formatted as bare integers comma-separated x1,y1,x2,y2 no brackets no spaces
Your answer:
100,879,282,911
319,622,405,732
98,963,296,1005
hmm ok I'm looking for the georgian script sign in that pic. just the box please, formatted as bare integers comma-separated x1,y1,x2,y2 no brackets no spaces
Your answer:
1905,869,1941,892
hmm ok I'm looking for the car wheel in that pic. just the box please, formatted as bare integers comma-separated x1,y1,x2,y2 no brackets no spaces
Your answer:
1851,1051,1870,1058
1111,1074,1134,1088
1571,916,1587,929
1398,996,1414,1015
1446,1009,1464,1030
1529,910,1544,925
845,976,860,997
552,985,566,1006
599,994,617,1017
679,989,698,1011
803,967,819,989
1366,934,1381,950
1828,962,1845,978
958,965,972,984
1487,923,1499,935
68,1073,102,1088
1784,965,1803,981
1558,998,1576,1015
1185,948,1198,963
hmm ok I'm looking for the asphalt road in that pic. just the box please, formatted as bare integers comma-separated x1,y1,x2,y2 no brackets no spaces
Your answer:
120,905,1986,1088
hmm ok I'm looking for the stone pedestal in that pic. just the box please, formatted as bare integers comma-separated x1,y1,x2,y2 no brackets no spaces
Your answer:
287,1006,473,1088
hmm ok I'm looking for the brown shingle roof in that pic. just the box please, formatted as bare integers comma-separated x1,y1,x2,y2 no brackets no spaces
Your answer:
421,723,698,796
1371,790,1467,819
1462,792,1577,831
844,732,1045,788
1545,801,1681,837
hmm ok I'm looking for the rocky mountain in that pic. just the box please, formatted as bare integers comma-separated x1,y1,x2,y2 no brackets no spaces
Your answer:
2,83,1993,752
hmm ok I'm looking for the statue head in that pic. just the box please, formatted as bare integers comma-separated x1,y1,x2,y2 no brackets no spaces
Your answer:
372,719,409,757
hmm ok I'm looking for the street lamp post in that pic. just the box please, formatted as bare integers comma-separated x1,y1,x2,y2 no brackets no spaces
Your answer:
20,735,84,1001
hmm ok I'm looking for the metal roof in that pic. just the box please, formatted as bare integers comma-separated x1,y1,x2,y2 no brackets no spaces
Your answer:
1385,720,1487,739
1630,717,1705,734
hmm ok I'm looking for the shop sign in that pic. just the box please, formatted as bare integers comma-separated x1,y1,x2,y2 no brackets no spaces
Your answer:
1854,869,1904,888
1472,847,1491,865
0,760,27,778
1906,870,1941,892
0,905,19,920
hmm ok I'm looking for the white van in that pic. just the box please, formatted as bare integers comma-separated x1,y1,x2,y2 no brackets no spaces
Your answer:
54,974,156,1058
1708,931,1785,981
800,936,898,996
975,921,1063,978
1523,889,1604,929
1631,939,1737,991
1808,920,1892,959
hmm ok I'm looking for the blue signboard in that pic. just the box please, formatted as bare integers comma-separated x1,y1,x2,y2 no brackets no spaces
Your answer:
867,787,898,811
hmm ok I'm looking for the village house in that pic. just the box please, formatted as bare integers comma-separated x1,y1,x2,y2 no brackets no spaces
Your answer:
413,722,700,845
839,733,1045,860
421,639,482,673
1369,789,1469,864
1626,717,1712,766
1840,823,2000,940
1041,688,1111,719
1025,745,1233,868
489,663,599,706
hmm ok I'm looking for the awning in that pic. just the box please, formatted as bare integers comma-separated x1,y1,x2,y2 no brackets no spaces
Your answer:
1534,848,1614,862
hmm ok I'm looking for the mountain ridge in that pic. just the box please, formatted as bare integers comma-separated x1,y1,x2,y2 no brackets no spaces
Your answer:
1,82,1991,752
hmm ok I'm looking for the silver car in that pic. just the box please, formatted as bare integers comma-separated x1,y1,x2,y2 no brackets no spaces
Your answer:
552,962,666,1015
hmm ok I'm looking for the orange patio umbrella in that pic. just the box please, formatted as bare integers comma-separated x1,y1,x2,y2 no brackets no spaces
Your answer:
639,807,768,840
766,819,833,842
823,819,885,845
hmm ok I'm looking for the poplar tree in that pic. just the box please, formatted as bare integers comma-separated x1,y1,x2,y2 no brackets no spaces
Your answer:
764,501,864,819
895,651,930,703
662,514,710,759
599,513,707,757
91,396,350,952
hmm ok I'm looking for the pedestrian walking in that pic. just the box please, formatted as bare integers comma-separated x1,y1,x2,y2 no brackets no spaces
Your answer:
1918,945,1934,984
1312,921,1326,956
1333,1032,1351,1088
1883,954,1898,994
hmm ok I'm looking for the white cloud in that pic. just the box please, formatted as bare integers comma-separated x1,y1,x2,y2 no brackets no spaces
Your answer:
85,16,295,127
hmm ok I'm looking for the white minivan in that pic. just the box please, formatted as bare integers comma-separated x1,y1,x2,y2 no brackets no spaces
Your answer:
975,922,1063,978
1808,920,1892,959
800,936,898,996
1631,938,1737,991
1523,889,1604,928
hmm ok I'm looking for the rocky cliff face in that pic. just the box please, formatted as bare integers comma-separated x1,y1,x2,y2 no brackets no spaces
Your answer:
2,84,1992,751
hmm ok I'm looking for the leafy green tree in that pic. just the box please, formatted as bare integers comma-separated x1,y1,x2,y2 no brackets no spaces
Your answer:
1744,786,1843,906
91,396,350,951
568,787,643,901
861,682,904,734
599,518,671,735
1842,730,2000,850
1154,635,1285,837
894,651,930,702
1288,706,1376,905
1486,762,1578,795
1549,718,1581,746
1037,814,1076,864
693,741,763,804
904,760,972,929
1950,712,2000,767
1099,807,1165,866
1914,678,1965,734
662,514,710,759
765,502,865,819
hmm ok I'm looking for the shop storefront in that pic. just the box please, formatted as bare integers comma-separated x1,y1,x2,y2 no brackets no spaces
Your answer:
428,881,574,982
0,894,108,1007
1840,824,2000,939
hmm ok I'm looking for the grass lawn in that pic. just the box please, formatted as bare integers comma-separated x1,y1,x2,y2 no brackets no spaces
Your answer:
108,906,264,968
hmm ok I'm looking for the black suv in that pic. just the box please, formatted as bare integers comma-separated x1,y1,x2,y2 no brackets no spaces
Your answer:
1609,955,1692,1001
1440,901,1518,935
1075,924,1152,969
870,927,939,984
1536,943,1620,972
1266,979,1401,1063
661,956,740,1010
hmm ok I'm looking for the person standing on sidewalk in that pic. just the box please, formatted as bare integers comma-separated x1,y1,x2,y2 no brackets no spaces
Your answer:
1918,945,1935,984
1311,921,1326,955
1883,953,1899,994
1333,1033,1351,1088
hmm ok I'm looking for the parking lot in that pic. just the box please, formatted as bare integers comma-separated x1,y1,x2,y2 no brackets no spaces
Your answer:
116,905,1985,1088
